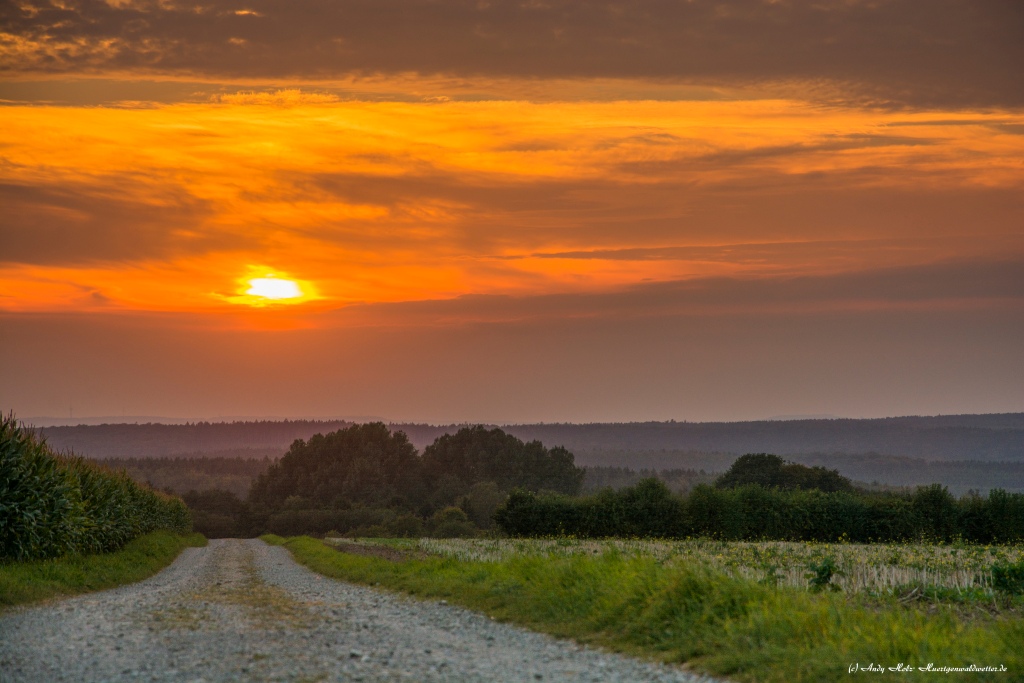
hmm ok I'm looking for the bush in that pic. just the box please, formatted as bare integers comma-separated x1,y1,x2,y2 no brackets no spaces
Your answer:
264,507,396,537
428,507,478,538
991,560,1024,595
461,481,506,529
805,556,844,592
0,413,191,562
386,514,425,538
715,453,853,493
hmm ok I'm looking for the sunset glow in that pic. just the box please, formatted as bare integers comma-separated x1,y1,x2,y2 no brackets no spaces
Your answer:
2,97,1021,320
2,0,1021,422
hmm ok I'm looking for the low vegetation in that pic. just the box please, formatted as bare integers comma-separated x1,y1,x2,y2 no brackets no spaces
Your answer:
1,413,192,562
273,535,1023,682
341,537,1024,598
496,457,1024,544
0,530,206,608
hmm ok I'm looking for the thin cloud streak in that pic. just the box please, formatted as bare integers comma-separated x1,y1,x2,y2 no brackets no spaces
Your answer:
323,258,1024,328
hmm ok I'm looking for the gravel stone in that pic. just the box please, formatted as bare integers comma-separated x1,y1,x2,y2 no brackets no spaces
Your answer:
0,539,724,682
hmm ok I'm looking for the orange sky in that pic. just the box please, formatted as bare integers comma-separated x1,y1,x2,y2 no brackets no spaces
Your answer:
2,0,1022,421
3,92,1022,322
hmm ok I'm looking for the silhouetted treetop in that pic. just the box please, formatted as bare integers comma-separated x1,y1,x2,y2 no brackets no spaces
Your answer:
715,453,854,493
422,425,584,502
248,422,423,510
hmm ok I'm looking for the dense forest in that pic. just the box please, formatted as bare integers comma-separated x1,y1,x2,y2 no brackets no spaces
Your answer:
37,413,1024,461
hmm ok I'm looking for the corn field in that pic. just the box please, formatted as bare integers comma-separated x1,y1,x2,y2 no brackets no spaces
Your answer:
0,413,191,562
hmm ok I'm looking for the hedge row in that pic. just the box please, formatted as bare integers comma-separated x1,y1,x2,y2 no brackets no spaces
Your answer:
494,479,1024,544
1,414,191,561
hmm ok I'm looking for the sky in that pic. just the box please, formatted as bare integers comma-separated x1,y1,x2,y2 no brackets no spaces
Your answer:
1,0,1023,424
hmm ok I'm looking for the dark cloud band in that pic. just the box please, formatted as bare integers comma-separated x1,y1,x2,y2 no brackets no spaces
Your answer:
3,0,1022,106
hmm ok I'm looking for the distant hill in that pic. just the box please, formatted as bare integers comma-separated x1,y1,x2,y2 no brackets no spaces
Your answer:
501,414,1024,462
33,413,1024,461
37,420,355,458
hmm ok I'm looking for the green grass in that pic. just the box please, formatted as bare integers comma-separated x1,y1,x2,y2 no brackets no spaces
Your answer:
0,530,206,608
268,535,1022,682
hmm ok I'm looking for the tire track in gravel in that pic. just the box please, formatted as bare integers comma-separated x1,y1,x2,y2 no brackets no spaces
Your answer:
0,539,723,683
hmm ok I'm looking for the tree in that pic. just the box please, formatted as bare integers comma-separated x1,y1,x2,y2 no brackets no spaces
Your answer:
248,423,424,512
715,454,790,489
421,426,584,505
715,453,853,493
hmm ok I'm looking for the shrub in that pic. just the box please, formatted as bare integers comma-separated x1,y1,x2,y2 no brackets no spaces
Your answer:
428,506,478,538
805,556,844,592
715,453,854,493
991,560,1024,595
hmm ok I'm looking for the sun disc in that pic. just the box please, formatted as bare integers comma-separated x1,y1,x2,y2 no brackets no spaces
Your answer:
246,277,302,300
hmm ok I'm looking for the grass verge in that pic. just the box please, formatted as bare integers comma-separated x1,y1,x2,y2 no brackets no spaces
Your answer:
267,535,1022,682
0,530,206,609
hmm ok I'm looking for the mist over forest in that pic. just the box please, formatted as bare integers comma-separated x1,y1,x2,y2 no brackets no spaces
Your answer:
33,414,1024,496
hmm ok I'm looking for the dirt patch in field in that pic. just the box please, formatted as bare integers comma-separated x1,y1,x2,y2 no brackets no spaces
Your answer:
328,541,431,563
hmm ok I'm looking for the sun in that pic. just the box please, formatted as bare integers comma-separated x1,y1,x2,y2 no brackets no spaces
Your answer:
246,277,303,300
225,268,318,308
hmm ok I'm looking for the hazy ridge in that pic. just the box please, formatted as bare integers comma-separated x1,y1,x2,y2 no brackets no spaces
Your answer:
29,414,1024,495
35,413,1024,461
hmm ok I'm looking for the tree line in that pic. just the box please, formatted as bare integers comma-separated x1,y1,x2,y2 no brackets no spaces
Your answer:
185,423,584,538
168,432,1024,544
495,455,1024,544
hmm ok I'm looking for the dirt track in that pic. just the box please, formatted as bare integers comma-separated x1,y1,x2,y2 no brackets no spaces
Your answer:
0,539,721,682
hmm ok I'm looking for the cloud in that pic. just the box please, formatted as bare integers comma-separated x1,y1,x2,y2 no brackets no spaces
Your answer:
326,258,1024,327
0,179,213,265
3,0,1022,106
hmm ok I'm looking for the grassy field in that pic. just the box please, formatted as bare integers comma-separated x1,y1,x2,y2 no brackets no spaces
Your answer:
273,535,1023,682
0,531,206,609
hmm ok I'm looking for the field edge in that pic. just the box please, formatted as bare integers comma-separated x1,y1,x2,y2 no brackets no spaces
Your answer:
0,531,207,609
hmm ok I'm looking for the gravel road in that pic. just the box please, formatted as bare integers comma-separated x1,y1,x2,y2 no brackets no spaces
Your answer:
0,539,722,683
